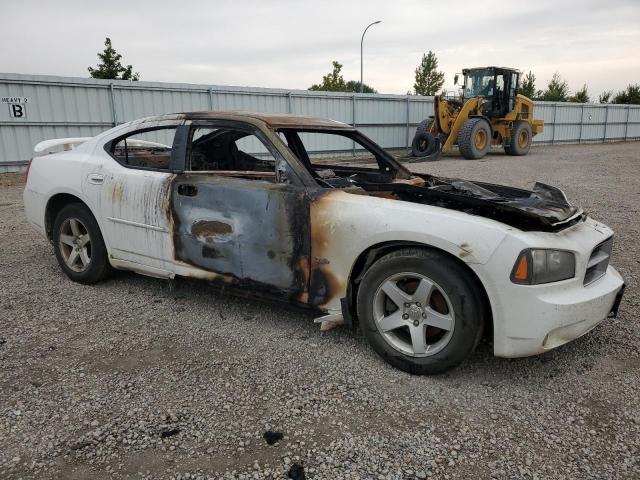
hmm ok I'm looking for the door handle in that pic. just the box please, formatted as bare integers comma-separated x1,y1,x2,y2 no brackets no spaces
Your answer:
178,184,198,197
88,173,104,185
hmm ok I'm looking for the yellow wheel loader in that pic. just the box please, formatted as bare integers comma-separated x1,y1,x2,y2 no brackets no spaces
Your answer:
411,67,544,161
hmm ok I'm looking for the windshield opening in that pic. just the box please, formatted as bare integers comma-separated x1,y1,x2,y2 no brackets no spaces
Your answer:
275,128,411,188
463,69,496,99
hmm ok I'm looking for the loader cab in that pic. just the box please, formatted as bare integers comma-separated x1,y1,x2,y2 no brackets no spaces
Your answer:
462,67,519,118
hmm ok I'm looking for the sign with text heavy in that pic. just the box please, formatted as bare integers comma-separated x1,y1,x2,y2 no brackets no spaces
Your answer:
1,97,30,119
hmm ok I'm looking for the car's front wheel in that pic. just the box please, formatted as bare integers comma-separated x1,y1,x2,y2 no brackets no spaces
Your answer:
357,248,485,374
53,203,112,284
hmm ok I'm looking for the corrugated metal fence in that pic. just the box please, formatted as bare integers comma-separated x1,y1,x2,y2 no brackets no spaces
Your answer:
1,73,639,172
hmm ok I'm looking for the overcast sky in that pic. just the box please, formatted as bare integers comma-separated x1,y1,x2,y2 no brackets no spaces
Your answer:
1,0,639,97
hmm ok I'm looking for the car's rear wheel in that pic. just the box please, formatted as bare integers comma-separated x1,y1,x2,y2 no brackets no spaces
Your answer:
357,248,485,374
53,203,112,284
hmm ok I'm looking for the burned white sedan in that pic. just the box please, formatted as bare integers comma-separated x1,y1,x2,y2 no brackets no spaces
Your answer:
23,112,625,374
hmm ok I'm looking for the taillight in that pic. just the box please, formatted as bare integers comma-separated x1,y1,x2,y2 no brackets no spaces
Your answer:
25,158,33,182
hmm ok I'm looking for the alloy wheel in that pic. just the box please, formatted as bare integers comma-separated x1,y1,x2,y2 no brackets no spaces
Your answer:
373,272,455,357
58,218,92,273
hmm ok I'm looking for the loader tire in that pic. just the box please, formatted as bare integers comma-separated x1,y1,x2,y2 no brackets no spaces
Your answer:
411,131,438,157
415,118,434,137
507,121,532,156
457,118,491,160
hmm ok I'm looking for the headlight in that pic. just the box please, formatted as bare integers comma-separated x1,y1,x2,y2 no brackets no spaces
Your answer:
511,249,575,285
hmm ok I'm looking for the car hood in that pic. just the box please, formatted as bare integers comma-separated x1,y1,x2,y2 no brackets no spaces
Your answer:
363,176,583,231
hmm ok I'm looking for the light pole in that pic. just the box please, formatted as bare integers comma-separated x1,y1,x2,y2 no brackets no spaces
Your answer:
360,20,381,93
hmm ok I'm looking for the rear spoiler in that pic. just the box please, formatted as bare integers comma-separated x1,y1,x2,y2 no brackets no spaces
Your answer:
32,137,170,158
33,137,92,157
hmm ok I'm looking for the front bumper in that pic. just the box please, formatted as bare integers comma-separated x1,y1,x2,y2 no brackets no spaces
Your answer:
609,283,625,318
468,217,626,358
493,265,625,357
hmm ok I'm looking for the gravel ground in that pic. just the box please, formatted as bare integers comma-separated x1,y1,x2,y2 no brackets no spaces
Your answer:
1,142,639,480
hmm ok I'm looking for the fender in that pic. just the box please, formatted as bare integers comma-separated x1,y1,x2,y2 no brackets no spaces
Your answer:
308,189,510,312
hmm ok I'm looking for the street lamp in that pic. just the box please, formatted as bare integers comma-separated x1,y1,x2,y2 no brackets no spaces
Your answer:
360,20,381,93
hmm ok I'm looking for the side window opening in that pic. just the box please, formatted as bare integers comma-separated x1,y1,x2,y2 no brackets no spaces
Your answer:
495,74,505,97
188,127,279,182
111,127,176,170
509,72,519,110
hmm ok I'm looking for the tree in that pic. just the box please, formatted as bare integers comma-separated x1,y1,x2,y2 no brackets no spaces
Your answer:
542,72,569,101
413,51,445,96
345,80,377,94
309,62,378,93
520,71,537,99
309,61,347,92
570,84,590,103
598,91,613,104
612,84,640,104
88,37,139,81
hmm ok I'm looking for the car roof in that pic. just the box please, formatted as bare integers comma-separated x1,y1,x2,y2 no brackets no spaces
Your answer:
136,111,354,130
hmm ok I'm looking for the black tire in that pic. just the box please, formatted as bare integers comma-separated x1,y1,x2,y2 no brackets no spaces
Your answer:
357,248,485,375
411,131,438,158
52,203,112,284
414,118,434,137
457,118,491,160
507,121,532,156
503,145,513,155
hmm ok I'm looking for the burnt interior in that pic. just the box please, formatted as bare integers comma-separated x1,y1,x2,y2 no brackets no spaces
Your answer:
188,128,275,176
278,128,582,232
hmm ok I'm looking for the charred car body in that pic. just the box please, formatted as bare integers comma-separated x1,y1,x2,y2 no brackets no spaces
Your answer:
23,112,625,374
